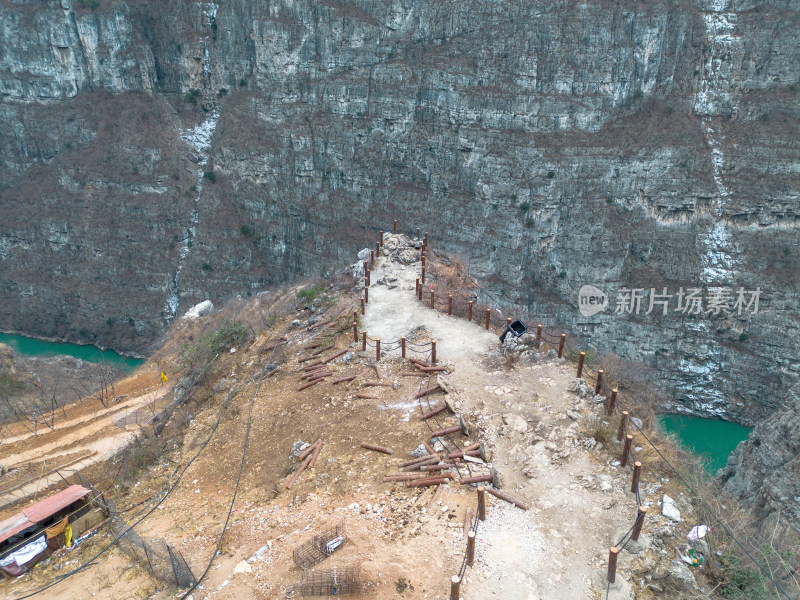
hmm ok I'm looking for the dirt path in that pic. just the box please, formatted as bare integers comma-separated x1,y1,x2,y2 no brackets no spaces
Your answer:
365,236,634,599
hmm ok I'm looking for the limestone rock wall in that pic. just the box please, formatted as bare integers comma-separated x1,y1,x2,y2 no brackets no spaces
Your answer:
0,0,798,429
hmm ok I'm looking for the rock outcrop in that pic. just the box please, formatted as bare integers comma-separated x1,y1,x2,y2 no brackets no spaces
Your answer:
0,0,798,429
718,382,800,531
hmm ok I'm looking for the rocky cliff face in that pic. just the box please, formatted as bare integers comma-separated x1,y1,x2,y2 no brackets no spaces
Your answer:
1,0,798,431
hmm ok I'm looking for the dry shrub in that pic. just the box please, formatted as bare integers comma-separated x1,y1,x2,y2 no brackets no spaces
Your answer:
581,412,616,447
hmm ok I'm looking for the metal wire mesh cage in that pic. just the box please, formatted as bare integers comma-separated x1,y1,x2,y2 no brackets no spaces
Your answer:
292,520,346,570
286,564,364,597
111,516,196,588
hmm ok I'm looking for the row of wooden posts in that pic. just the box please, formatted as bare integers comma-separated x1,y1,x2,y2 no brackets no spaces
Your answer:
376,221,646,589
448,486,488,600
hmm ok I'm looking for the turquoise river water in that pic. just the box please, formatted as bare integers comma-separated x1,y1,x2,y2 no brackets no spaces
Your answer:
0,332,144,373
659,414,752,473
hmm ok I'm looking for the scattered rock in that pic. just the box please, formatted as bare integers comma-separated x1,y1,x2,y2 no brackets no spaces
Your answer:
233,560,252,575
292,440,310,458
501,413,528,436
410,444,428,458
662,495,682,522
666,561,697,590
182,299,213,319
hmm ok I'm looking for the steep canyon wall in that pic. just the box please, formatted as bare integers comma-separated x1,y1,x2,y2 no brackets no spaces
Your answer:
1,0,798,431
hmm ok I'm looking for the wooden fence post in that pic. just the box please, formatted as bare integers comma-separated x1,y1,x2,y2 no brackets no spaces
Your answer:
631,506,648,541
467,531,475,566
621,434,633,467
430,289,435,309
607,389,617,415
608,547,619,583
450,575,460,600
361,297,365,315
577,352,585,378
418,283,423,301
376,241,380,257
421,255,426,268
477,486,486,521
416,228,420,239
393,220,397,234
364,286,369,304
370,249,374,265
353,322,358,343
558,334,566,358
448,295,453,315
401,337,406,359
379,230,384,247
617,410,628,441
468,301,473,321
631,461,642,494
416,278,420,296
365,268,370,287
362,332,367,352
485,309,491,330
421,267,426,284
595,369,604,395
536,324,542,348
431,340,437,365
376,338,381,361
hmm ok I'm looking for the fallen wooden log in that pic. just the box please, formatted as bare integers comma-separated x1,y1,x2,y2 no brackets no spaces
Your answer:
487,487,530,510
400,454,440,467
410,358,430,367
309,441,323,468
323,349,348,363
297,376,327,391
364,382,392,387
373,364,383,380
298,440,321,461
266,367,281,378
331,375,358,385
308,319,333,330
448,449,481,459
355,393,379,400
419,464,452,472
417,366,446,372
415,384,442,399
421,404,449,420
302,361,326,371
286,452,314,489
383,474,421,482
422,441,437,455
299,354,322,364
312,343,335,356
301,370,334,380
448,443,480,458
302,342,323,350
460,474,494,485
348,368,370,387
408,476,451,487
361,442,393,455
400,456,439,471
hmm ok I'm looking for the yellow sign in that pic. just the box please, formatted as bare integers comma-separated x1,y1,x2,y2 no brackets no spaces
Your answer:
160,372,168,383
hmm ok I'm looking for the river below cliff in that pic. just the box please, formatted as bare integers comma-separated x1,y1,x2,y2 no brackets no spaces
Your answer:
659,414,752,473
0,332,144,373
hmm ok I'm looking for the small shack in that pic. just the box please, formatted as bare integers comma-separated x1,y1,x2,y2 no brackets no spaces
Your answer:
0,485,108,579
